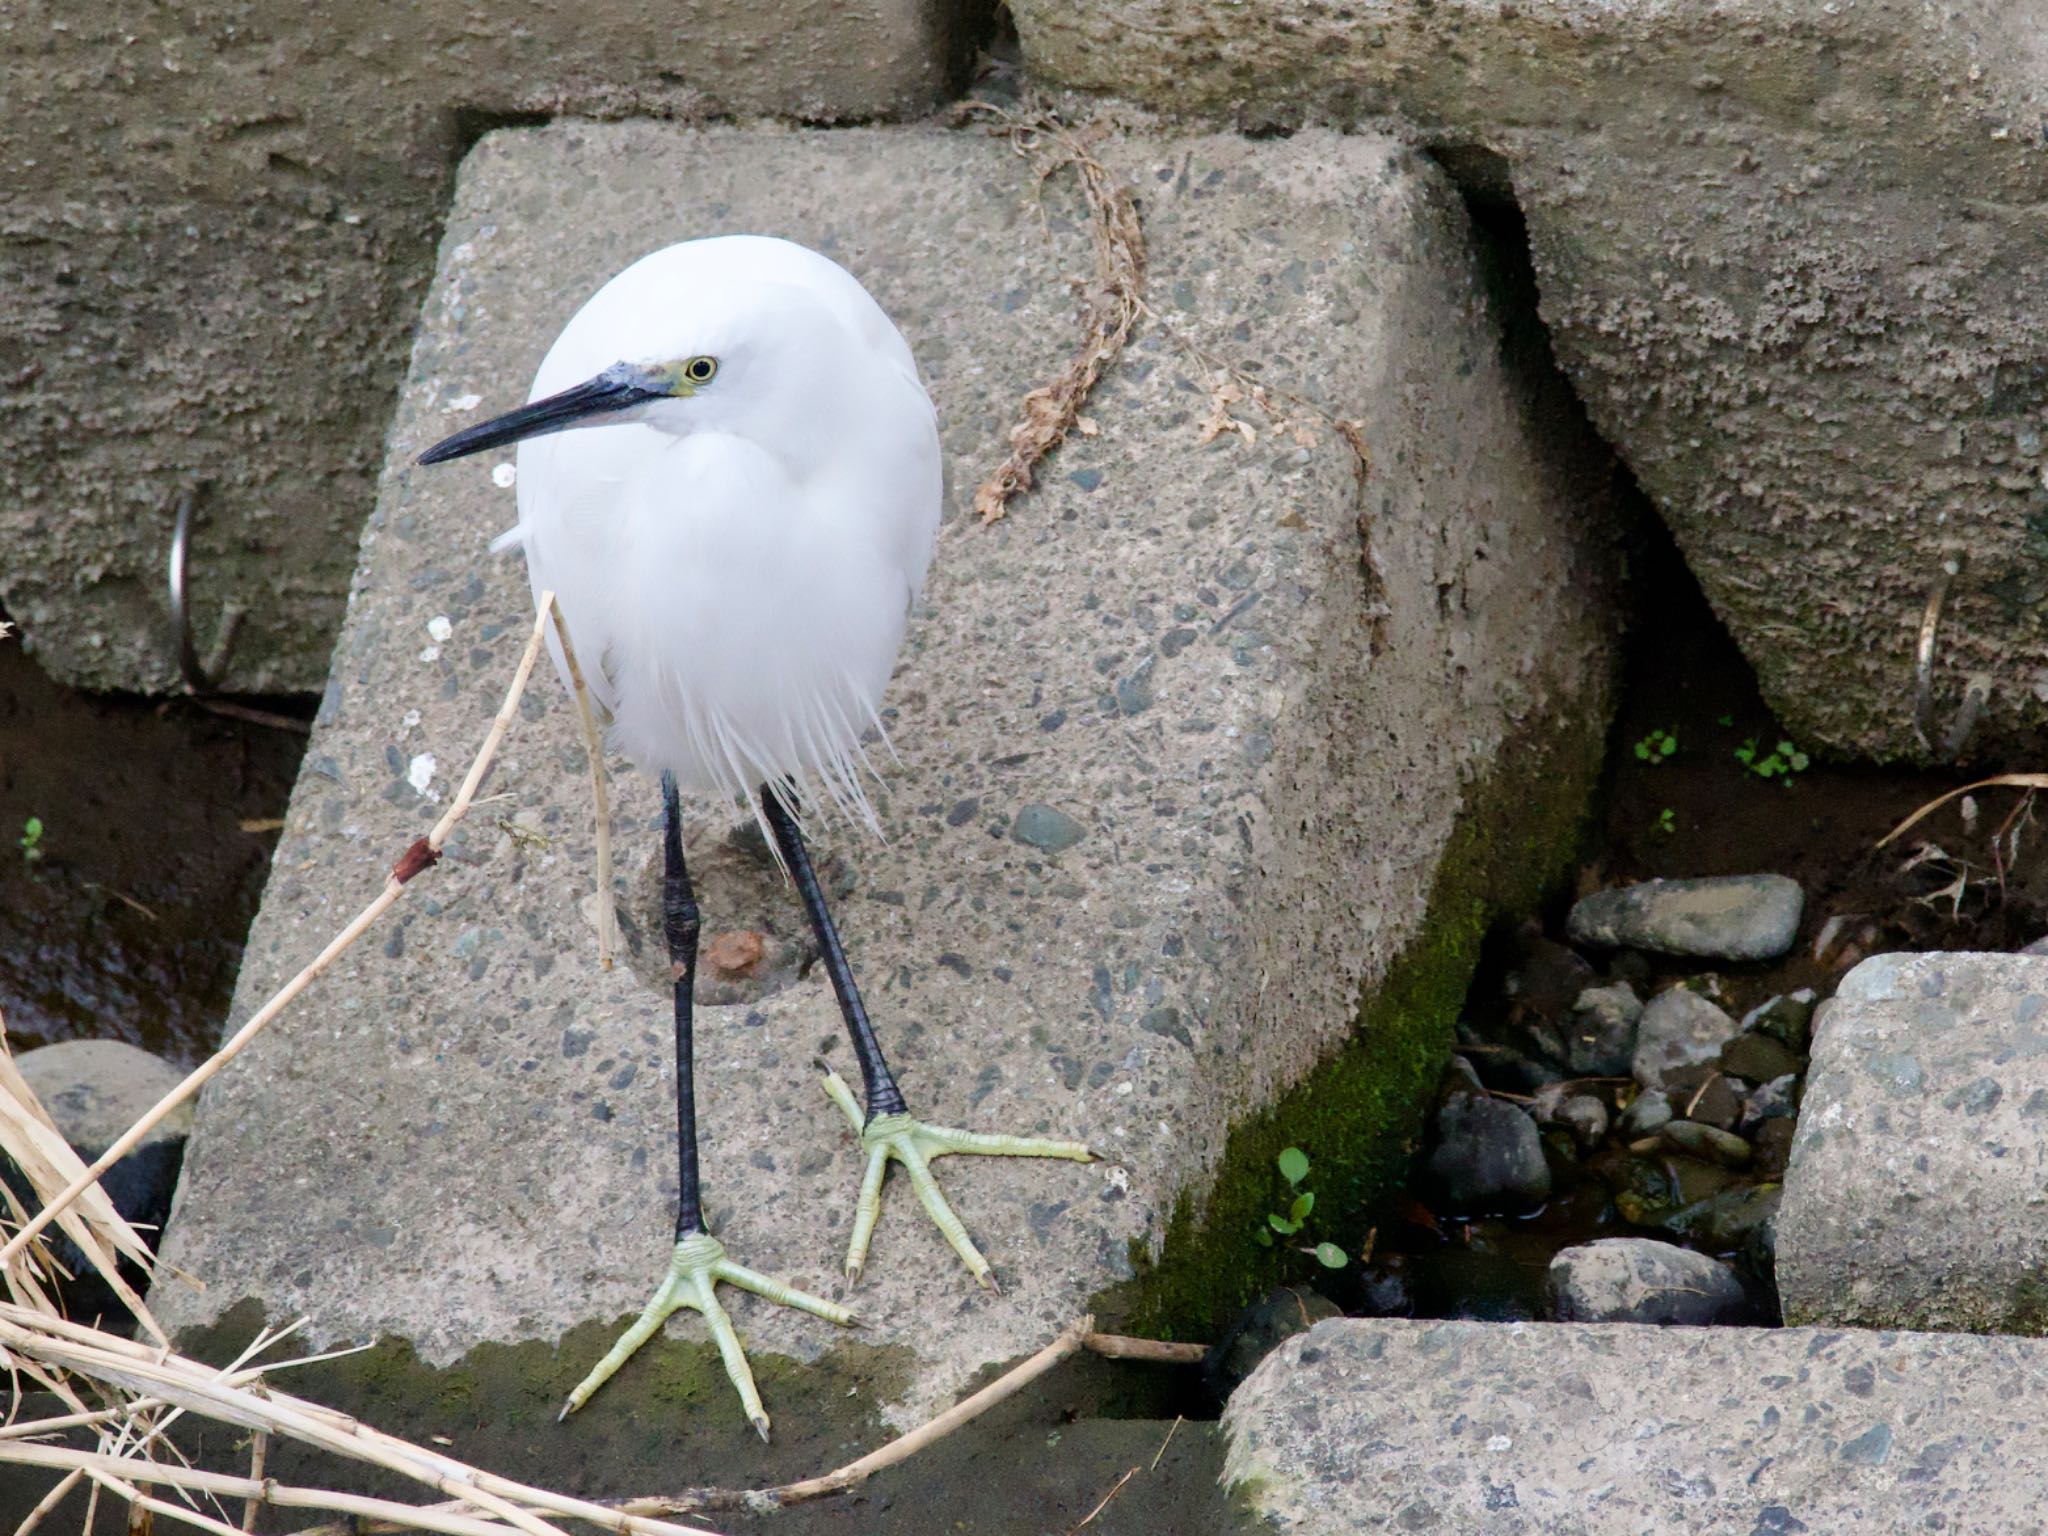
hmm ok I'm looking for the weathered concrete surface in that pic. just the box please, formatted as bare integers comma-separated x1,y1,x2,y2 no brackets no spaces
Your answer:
1013,0,2048,762
1225,1316,2048,1533
1780,951,2048,1334
157,121,1617,1426
0,2,981,695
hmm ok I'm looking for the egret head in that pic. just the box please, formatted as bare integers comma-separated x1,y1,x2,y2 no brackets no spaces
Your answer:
416,352,726,466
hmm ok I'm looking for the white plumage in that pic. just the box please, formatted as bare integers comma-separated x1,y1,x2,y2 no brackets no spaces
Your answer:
491,236,942,830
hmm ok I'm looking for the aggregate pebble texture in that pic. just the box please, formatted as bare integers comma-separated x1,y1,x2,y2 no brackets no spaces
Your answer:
1224,1317,2048,1534
1011,0,2048,762
155,122,1618,1421
1779,951,2048,1334
0,1,978,695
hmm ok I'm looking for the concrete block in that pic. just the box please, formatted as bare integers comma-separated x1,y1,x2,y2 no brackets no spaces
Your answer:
1013,0,2048,761
1780,951,2048,1333
156,121,1616,1428
0,1,980,693
1225,1316,2048,1534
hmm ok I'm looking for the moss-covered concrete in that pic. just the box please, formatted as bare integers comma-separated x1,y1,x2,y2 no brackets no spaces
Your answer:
1097,711,1608,1342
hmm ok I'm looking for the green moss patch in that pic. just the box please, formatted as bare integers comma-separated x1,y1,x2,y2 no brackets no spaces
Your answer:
1097,713,1607,1342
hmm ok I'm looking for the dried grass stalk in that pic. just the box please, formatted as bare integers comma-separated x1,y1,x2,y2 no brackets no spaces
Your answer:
972,112,1145,525
0,592,562,1271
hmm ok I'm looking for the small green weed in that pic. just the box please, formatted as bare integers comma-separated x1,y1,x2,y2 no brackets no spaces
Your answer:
1734,737,1809,783
1633,728,1678,765
1655,807,1676,836
19,816,44,862
1258,1147,1347,1268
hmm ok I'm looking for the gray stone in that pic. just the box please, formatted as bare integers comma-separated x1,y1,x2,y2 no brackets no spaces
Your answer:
14,1040,191,1156
1008,804,1086,854
1570,875,1804,961
1657,1183,1782,1254
1781,952,2048,1334
1202,1286,1342,1402
1721,1030,1804,1085
1548,1237,1748,1325
1618,1088,1672,1137
1744,988,1818,1052
1013,0,2048,763
1427,1095,1551,1215
1553,1094,1608,1153
1632,988,1741,1092
153,122,1618,1423
1561,982,1639,1077
1742,1073,1799,1129
1224,1318,2048,1533
0,2,978,695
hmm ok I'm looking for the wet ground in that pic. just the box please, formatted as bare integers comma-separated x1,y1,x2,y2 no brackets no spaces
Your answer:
1344,547,2048,1324
0,629,310,1066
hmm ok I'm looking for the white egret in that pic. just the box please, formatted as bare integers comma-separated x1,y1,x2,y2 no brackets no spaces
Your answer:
419,236,1093,1439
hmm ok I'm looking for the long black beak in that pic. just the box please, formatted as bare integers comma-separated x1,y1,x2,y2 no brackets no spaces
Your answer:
417,363,669,465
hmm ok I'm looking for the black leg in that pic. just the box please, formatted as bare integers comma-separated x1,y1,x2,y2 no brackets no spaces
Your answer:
662,771,705,1240
760,784,908,1120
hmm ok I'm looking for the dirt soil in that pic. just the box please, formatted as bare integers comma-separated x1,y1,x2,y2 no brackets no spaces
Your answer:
0,632,308,1066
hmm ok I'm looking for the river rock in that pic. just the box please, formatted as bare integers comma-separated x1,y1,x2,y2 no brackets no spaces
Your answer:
1569,875,1804,961
1721,1030,1804,1084
1427,1094,1552,1215
1659,1120,1752,1168
1562,982,1640,1077
14,1040,191,1155
1742,1073,1799,1129
1202,1286,1343,1404
1618,1088,1672,1138
1745,988,1818,1052
1632,988,1741,1091
1548,1237,1749,1326
150,121,1621,1430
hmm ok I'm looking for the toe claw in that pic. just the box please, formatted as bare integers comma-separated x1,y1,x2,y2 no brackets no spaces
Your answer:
752,1414,772,1444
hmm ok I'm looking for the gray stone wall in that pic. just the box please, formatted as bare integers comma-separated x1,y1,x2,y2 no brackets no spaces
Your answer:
1012,0,2048,762
0,1,980,693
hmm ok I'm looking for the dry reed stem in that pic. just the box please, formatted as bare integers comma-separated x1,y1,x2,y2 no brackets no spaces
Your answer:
12,1468,84,1536
283,1319,1199,1535
970,108,1144,525
0,1303,725,1536
1065,1465,1136,1535
547,599,617,969
0,1013,163,1342
1879,773,2048,848
0,593,561,1269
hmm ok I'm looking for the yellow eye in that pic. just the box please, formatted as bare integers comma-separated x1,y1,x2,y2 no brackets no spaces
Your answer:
683,356,717,384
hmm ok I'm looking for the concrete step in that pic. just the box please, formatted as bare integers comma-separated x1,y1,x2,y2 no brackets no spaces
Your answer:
1225,1316,2048,1533
156,120,1618,1435
1781,951,2048,1334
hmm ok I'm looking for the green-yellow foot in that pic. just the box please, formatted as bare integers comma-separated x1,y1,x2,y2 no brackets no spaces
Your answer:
559,1228,854,1439
820,1066,1095,1291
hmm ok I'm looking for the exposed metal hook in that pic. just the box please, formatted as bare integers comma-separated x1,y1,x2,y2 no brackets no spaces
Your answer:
168,485,242,693
1912,556,1961,753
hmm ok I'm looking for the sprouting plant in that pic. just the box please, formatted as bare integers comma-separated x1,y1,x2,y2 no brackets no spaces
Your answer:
1633,728,1678,765
19,816,44,862
1655,807,1676,836
1734,737,1809,783
1259,1146,1347,1268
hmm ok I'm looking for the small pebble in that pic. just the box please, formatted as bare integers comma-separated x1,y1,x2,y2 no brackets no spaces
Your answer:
1660,1119,1753,1167
1721,1030,1803,1084
1633,987,1741,1091
1620,1089,1673,1136
1741,1072,1799,1128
